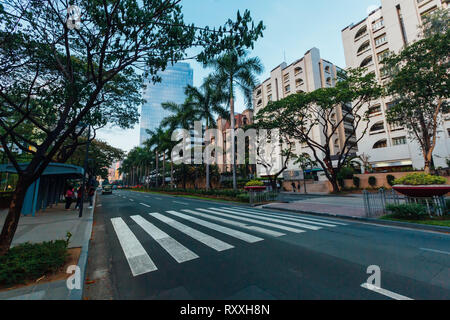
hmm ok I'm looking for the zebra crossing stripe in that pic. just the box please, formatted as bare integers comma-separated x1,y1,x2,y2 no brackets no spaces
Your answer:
211,208,321,231
139,203,151,208
195,208,306,234
148,212,234,252
181,209,285,237
131,215,198,263
110,217,157,276
225,207,337,227
232,207,348,226
166,210,263,243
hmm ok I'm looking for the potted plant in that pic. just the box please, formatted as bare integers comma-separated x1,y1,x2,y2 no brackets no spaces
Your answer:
244,180,266,191
392,173,450,197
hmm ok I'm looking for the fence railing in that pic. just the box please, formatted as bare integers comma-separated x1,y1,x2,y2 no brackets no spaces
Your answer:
249,190,279,206
363,189,447,218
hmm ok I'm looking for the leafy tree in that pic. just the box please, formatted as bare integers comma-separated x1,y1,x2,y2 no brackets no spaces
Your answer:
185,76,229,191
256,69,382,192
293,153,318,194
382,10,449,174
207,51,263,190
64,139,124,180
0,0,264,255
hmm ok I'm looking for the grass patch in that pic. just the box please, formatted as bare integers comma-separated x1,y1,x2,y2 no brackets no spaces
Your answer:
0,234,71,287
380,214,450,227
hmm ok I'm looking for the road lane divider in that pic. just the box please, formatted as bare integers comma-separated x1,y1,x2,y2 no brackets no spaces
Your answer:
360,283,413,300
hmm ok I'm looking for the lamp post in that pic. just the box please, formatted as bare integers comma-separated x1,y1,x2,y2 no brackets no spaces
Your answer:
79,124,91,218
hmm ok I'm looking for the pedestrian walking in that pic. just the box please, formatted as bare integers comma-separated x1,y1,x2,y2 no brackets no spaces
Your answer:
88,185,95,208
65,186,74,210
291,182,296,193
74,186,83,209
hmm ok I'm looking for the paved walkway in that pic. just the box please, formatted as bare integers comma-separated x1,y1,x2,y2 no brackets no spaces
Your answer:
265,196,366,218
0,196,95,300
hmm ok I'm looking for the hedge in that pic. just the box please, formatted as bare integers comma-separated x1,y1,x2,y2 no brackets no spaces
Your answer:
393,173,447,186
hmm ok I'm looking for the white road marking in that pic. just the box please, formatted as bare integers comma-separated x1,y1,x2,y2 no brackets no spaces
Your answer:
96,204,102,207
196,208,305,234
420,248,450,256
232,207,348,225
360,283,413,300
212,208,321,231
166,210,263,243
139,203,151,208
227,207,337,227
131,215,198,263
173,201,189,205
129,199,134,202
110,217,157,276
155,198,163,200
181,209,285,237
148,212,233,252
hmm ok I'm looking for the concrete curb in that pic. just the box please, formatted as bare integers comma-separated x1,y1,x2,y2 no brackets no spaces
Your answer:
68,191,96,300
261,205,450,234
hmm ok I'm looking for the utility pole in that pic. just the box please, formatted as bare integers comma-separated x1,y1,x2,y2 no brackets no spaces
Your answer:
79,124,91,218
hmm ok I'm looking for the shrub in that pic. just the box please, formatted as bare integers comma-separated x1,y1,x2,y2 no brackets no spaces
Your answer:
245,180,264,187
353,176,360,188
393,173,447,186
0,240,69,286
386,175,396,186
385,203,428,220
236,193,250,203
368,176,377,187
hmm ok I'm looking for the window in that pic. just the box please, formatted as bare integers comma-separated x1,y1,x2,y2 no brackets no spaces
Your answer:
368,105,381,116
360,56,373,68
256,89,262,96
283,74,290,83
357,40,370,54
285,85,290,92
375,34,387,46
370,121,385,133
295,78,304,87
257,99,262,106
268,94,272,101
377,50,389,63
294,67,303,75
447,128,450,138
372,18,384,31
392,136,406,146
386,101,399,109
373,139,387,149
354,25,367,40
326,77,332,86
266,84,272,92
325,66,331,73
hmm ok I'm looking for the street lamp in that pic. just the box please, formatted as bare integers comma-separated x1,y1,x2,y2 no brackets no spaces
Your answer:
79,123,91,218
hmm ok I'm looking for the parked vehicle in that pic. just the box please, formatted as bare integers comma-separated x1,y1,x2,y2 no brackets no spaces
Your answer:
102,184,113,195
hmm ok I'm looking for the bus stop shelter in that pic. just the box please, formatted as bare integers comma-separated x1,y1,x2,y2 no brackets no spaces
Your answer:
0,163,84,216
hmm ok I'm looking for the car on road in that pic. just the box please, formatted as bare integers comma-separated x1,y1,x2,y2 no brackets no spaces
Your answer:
102,184,113,195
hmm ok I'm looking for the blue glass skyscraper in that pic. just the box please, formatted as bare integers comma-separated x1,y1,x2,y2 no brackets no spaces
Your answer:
140,63,194,145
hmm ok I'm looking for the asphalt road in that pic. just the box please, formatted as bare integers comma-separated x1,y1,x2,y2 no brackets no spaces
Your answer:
84,189,450,300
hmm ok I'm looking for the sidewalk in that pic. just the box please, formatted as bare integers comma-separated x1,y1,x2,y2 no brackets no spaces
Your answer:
0,195,95,300
265,196,366,218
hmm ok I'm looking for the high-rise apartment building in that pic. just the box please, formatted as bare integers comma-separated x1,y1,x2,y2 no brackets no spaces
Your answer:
140,63,193,145
253,47,356,180
342,0,449,171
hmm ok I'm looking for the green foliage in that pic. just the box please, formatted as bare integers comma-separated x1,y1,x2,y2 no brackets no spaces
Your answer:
386,175,396,186
353,176,360,188
368,176,377,187
385,203,428,220
236,193,250,203
393,173,447,185
245,180,264,187
0,240,69,286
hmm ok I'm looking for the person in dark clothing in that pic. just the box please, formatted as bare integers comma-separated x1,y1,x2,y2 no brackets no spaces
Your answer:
65,186,74,210
291,182,296,192
74,186,83,209
88,185,95,208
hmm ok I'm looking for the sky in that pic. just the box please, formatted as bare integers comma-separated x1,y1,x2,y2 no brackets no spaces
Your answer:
96,0,381,153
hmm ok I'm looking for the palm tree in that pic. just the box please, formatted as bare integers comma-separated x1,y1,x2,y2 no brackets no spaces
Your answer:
185,76,229,190
207,50,263,190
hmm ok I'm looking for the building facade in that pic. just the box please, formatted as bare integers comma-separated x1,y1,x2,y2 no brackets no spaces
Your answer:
252,47,356,180
341,0,449,171
140,63,193,145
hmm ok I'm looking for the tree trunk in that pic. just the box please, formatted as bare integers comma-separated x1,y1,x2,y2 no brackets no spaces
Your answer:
162,152,166,187
230,95,237,191
0,176,30,256
155,151,159,188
